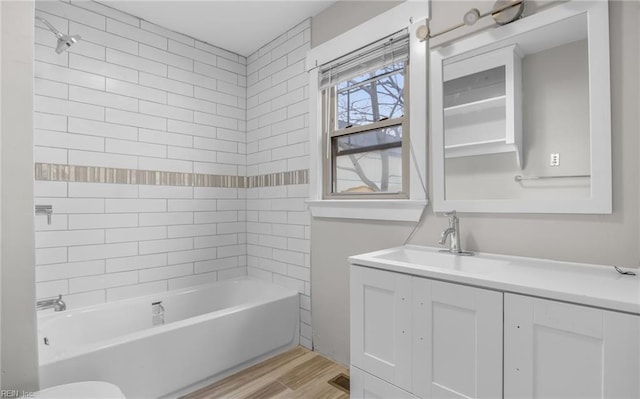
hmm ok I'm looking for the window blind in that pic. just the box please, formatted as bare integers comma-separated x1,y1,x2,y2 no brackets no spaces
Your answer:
319,29,409,90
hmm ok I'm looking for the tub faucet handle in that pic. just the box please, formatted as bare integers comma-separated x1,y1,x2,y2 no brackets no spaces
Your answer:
35,204,53,225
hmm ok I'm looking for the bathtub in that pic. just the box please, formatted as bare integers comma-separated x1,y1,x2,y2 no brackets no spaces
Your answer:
38,278,299,398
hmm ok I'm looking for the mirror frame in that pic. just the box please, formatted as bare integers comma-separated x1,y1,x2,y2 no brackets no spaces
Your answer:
431,1,611,214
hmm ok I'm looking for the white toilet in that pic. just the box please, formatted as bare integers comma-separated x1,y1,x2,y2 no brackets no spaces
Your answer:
32,381,125,398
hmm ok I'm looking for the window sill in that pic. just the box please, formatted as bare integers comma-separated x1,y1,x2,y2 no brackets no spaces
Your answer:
307,199,427,222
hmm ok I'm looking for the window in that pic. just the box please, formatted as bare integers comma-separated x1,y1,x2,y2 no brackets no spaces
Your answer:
305,2,428,221
320,32,410,199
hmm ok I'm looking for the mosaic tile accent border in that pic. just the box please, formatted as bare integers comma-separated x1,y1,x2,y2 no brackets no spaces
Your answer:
35,163,309,189
246,169,309,188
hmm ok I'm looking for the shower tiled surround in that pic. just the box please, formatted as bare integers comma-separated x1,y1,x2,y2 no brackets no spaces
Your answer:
245,21,312,348
34,1,311,347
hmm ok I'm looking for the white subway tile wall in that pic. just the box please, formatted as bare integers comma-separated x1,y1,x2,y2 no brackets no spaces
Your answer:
34,1,247,310
246,20,312,349
34,1,311,350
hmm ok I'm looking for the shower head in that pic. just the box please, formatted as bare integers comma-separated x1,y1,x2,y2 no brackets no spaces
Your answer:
35,15,81,54
55,34,81,54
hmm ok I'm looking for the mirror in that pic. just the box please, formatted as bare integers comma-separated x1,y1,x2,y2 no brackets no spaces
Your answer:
431,1,611,213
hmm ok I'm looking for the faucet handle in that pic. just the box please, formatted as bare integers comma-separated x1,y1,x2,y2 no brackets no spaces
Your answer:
444,210,457,217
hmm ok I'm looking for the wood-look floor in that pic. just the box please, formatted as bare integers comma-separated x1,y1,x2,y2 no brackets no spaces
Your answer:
181,346,349,399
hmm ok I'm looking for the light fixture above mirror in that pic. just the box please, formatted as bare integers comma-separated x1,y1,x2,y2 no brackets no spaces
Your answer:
430,0,611,214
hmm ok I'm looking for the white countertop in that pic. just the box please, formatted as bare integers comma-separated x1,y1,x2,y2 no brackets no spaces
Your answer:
348,245,640,315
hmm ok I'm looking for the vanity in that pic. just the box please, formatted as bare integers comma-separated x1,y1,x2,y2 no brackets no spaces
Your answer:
348,246,640,399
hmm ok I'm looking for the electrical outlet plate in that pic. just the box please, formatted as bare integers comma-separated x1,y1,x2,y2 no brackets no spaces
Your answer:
550,153,560,166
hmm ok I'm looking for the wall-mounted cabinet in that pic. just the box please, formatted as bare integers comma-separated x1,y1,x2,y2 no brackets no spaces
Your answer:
443,44,522,165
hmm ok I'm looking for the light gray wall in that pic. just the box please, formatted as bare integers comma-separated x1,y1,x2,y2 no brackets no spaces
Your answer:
311,1,640,366
311,219,411,365
1,0,39,391
311,1,403,48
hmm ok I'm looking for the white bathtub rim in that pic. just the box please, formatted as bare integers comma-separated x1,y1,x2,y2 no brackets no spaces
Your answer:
39,276,294,320
38,278,299,366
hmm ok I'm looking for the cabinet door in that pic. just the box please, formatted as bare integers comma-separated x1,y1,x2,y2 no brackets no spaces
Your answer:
351,366,419,399
350,266,412,391
412,279,503,399
504,293,640,399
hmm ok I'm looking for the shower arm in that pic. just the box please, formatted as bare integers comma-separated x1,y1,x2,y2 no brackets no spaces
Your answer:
35,15,65,39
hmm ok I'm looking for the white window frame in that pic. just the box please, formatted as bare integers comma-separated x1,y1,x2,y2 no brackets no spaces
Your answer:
306,2,429,221
325,53,410,199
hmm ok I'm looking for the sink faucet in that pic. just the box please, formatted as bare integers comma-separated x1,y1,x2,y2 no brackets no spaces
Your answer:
37,294,66,312
439,211,473,256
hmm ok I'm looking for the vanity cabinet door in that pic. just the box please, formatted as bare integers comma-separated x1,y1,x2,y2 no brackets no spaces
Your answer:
412,278,503,399
350,266,412,391
504,293,640,399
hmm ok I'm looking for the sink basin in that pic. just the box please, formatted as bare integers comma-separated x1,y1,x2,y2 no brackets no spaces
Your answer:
349,245,640,315
353,245,507,276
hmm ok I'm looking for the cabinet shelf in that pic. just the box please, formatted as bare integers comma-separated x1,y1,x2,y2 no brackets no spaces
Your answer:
441,44,522,167
445,138,505,149
445,139,519,160
444,95,506,117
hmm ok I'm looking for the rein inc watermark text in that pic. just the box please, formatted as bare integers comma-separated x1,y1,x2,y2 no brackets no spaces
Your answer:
1,390,34,398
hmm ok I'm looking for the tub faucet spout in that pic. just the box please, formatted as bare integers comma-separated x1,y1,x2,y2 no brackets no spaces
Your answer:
37,294,66,312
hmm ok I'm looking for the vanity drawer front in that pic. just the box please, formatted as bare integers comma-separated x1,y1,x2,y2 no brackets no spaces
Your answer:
350,365,419,399
504,293,640,399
